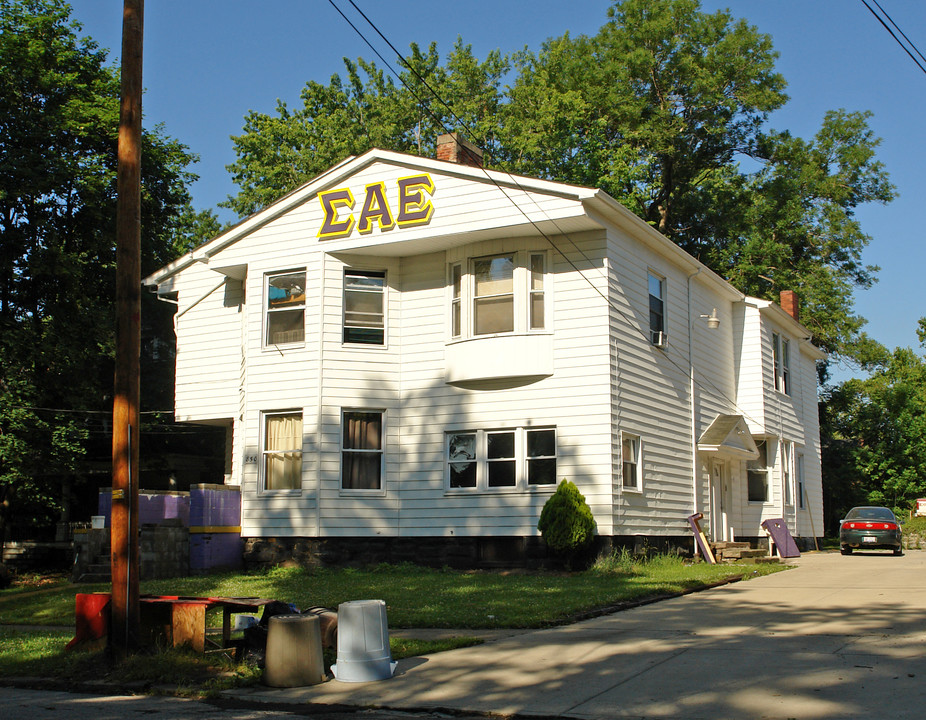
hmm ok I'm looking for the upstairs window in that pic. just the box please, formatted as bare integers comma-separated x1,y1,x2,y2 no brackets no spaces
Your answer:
448,250,549,340
263,412,302,491
529,254,546,330
343,269,385,345
474,254,515,335
773,333,791,395
648,272,666,346
265,271,306,345
622,433,642,491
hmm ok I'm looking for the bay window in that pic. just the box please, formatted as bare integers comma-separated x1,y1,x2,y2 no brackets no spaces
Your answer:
449,250,548,339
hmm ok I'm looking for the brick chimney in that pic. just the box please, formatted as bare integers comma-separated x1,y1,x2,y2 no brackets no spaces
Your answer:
436,132,483,168
779,290,799,321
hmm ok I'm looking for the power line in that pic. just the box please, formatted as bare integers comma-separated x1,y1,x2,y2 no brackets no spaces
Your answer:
327,0,770,428
860,0,926,75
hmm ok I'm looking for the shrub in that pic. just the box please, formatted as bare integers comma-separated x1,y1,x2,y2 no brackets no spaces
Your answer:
537,479,596,565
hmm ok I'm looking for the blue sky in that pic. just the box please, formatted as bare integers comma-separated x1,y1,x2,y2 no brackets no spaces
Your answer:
67,1,924,377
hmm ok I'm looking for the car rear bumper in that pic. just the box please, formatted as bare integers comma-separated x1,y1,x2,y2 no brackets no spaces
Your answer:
840,529,902,549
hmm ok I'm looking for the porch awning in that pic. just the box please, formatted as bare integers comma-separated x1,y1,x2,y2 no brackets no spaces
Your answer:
698,415,759,460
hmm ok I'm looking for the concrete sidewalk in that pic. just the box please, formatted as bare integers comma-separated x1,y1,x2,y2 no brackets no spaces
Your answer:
226,551,926,719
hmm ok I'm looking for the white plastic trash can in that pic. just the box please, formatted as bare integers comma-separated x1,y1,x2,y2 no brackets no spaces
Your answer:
263,614,326,687
331,599,397,682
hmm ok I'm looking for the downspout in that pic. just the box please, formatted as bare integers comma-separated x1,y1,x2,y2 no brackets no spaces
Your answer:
316,252,327,538
687,268,701,522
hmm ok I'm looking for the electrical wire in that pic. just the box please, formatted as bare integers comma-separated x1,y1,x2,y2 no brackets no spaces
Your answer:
328,0,771,429
860,0,926,75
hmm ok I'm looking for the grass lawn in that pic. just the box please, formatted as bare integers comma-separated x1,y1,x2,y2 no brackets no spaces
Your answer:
0,553,786,693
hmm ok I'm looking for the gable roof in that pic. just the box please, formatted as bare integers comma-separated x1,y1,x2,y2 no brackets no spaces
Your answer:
143,147,740,304
698,414,760,460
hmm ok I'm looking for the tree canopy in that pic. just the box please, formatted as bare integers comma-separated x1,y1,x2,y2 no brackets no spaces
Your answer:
223,0,893,370
821,322,926,528
0,0,211,539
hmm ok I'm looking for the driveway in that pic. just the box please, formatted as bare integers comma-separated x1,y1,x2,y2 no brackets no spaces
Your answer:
229,551,926,719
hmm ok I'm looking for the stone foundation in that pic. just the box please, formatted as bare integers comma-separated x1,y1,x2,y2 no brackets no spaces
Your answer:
242,534,697,570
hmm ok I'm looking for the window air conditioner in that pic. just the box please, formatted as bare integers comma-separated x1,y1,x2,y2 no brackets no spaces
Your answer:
651,330,667,348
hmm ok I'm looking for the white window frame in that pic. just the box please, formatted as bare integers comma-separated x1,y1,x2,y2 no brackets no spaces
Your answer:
621,433,643,492
264,270,306,347
782,440,794,506
340,409,385,494
747,438,771,503
773,332,791,395
260,410,303,493
648,271,666,346
445,426,557,493
448,250,550,341
343,268,386,346
797,453,805,509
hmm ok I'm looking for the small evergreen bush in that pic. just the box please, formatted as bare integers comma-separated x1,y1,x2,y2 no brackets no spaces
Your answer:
537,479,596,565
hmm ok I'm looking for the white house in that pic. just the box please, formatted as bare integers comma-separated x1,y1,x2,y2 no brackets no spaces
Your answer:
144,135,825,565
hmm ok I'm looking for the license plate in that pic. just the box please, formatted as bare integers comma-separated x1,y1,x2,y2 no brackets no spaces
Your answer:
863,536,877,543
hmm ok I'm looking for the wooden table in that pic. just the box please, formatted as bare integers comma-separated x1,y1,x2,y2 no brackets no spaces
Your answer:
139,595,274,652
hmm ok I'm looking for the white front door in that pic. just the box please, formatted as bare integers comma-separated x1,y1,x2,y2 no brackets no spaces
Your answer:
710,460,732,542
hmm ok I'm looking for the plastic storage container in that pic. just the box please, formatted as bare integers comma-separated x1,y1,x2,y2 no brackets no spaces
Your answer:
331,599,397,682
263,614,326,687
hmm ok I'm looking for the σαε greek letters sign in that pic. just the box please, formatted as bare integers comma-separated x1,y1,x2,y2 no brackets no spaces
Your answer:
317,173,435,240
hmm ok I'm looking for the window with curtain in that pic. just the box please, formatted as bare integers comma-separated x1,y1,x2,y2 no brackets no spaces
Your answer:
263,412,302,491
622,433,642,490
341,411,383,490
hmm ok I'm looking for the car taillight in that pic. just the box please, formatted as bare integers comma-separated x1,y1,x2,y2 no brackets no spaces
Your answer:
843,521,897,530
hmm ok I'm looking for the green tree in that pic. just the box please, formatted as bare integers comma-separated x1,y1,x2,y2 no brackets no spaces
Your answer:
0,0,205,540
223,39,508,218
223,0,893,370
821,324,926,529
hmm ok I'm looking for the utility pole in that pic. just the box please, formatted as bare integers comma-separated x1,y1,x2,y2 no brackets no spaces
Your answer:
111,0,143,656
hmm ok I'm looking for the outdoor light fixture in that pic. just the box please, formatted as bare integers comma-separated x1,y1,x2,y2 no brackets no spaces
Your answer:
701,308,720,330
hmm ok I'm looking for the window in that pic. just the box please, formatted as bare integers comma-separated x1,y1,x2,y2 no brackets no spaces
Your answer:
262,412,302,491
648,272,665,345
782,441,793,505
529,254,545,330
265,271,305,345
527,428,556,486
622,434,642,490
474,254,515,335
448,250,548,339
773,333,791,395
747,440,769,502
487,431,516,487
797,453,805,509
445,427,556,491
450,263,462,338
448,432,476,488
341,411,383,490
344,270,385,345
